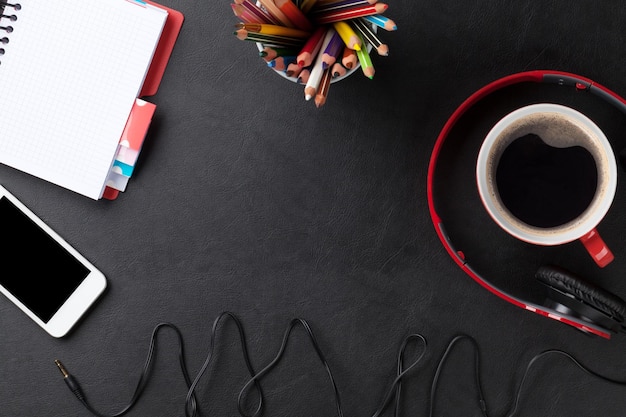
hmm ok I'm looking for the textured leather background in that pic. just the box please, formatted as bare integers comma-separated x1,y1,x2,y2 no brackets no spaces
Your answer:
1,1,626,416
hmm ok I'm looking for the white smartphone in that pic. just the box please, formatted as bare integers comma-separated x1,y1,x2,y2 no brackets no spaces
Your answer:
0,185,107,337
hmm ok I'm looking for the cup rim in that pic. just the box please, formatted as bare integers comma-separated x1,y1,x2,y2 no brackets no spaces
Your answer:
476,103,618,245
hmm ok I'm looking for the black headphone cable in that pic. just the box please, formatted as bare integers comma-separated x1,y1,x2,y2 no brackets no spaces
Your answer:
54,311,263,417
54,315,626,417
55,322,197,417
429,334,626,417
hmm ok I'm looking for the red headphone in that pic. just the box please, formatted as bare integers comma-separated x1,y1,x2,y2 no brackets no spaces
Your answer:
427,70,626,339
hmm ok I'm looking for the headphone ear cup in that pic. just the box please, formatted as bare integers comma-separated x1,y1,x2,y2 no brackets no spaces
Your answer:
536,265,626,333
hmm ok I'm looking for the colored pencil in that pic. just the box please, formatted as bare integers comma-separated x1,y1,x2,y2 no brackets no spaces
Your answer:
350,18,388,56
296,26,327,67
297,68,311,84
331,61,347,78
235,23,311,38
314,67,332,108
361,14,396,31
267,55,297,70
235,29,305,47
310,3,387,25
273,0,314,31
237,0,281,25
355,33,374,78
310,0,377,13
304,29,335,100
341,46,358,69
332,21,361,50
232,4,262,23
257,0,295,27
286,62,304,77
259,46,301,61
314,0,376,5
320,29,343,69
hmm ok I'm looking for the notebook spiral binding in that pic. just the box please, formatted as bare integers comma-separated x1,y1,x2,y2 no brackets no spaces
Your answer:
0,2,21,64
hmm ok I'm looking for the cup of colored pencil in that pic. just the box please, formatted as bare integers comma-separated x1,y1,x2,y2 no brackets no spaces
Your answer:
231,0,397,107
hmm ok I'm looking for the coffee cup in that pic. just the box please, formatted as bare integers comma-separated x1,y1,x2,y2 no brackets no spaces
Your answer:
476,103,617,267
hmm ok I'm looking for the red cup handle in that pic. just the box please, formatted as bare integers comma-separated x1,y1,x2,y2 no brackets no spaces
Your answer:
579,228,614,268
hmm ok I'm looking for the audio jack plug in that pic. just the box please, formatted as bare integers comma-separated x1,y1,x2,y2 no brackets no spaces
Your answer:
55,360,86,402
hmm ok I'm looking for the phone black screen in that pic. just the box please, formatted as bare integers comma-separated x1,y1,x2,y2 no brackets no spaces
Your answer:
0,196,89,322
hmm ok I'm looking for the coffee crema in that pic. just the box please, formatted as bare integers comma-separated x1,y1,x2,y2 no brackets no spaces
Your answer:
496,134,597,228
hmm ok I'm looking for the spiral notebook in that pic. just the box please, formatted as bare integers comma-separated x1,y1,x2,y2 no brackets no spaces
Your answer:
0,0,182,200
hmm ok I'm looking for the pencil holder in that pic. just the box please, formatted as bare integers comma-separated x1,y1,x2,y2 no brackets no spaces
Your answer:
253,22,375,83
231,0,397,107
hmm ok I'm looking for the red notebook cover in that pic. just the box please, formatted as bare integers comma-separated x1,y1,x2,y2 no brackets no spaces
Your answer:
102,1,184,201
140,1,185,97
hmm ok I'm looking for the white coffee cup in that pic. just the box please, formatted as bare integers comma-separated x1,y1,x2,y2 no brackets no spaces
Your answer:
476,103,617,267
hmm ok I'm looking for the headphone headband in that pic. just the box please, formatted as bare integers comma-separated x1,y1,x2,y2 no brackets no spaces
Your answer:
427,70,626,339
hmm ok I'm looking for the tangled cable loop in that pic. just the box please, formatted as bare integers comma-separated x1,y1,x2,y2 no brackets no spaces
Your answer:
55,315,626,417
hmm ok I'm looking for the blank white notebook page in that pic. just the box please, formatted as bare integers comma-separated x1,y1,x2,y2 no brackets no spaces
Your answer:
0,0,167,199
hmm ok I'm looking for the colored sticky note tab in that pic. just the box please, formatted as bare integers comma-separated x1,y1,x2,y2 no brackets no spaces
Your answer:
105,171,130,192
116,146,141,166
112,160,134,177
119,98,157,151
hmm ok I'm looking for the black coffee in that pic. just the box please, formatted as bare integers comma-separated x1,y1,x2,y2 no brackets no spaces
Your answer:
496,134,597,228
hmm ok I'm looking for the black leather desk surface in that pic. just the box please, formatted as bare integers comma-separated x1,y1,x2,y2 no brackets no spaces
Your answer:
2,1,626,416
